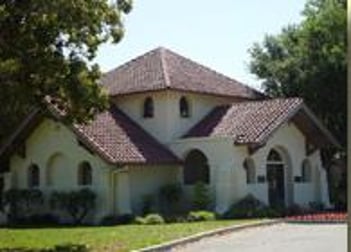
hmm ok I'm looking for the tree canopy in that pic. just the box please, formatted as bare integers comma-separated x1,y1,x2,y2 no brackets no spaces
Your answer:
249,0,346,147
0,0,132,140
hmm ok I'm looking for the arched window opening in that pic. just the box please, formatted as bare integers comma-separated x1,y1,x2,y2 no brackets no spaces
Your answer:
179,96,190,118
267,149,283,162
78,161,92,186
301,159,312,183
143,97,154,118
28,164,40,188
243,158,256,184
184,150,209,185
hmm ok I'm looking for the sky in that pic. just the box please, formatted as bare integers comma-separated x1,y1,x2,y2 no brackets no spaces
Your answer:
95,0,307,90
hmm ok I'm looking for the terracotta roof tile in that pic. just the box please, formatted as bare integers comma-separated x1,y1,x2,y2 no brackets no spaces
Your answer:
74,106,180,164
102,47,262,99
184,98,303,144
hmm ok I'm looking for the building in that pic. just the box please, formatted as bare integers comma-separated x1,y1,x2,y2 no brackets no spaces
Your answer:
0,47,338,223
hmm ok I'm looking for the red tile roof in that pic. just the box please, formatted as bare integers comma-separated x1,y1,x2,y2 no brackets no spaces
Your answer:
102,47,263,99
184,98,304,144
74,106,180,164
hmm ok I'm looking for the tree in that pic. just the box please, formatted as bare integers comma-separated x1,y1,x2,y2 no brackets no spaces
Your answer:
0,0,132,141
249,0,346,147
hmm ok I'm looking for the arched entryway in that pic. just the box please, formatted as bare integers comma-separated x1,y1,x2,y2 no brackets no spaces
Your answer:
183,149,210,185
266,148,293,207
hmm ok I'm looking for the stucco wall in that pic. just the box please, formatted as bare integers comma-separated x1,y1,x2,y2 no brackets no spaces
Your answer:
127,165,180,214
113,91,237,144
9,119,115,222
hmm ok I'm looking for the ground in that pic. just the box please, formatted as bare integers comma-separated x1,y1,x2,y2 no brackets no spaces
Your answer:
0,220,255,251
176,223,347,252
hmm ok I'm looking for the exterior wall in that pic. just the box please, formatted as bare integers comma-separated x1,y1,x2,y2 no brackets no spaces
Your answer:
170,137,235,213
112,91,237,145
171,122,330,214
237,122,330,209
127,165,180,214
9,119,115,223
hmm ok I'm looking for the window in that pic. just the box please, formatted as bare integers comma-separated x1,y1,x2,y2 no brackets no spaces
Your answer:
143,97,154,118
301,159,312,183
28,164,40,188
243,158,256,184
179,96,190,118
78,161,92,186
184,150,210,185
267,149,283,162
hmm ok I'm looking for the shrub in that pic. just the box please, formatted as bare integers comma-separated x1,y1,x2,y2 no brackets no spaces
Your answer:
135,213,165,225
159,184,182,215
192,181,211,210
50,189,96,224
99,214,135,226
222,194,266,219
309,201,325,212
2,189,44,223
141,194,155,216
187,211,216,222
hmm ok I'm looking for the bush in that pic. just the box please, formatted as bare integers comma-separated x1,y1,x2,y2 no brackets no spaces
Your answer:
50,189,96,224
0,243,89,252
159,184,182,215
135,213,165,225
141,194,155,216
222,194,267,219
2,189,44,223
309,201,325,212
192,182,211,210
9,214,60,227
187,211,216,222
99,214,135,226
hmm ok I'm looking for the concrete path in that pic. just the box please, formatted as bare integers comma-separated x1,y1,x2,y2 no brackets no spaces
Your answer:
175,223,347,252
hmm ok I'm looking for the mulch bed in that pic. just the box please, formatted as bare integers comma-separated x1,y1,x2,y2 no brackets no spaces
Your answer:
285,212,347,224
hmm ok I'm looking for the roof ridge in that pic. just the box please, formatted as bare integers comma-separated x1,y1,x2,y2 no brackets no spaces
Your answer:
159,47,171,88
161,47,262,95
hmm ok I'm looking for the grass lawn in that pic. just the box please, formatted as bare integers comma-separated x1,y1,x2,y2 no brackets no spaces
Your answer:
0,219,260,251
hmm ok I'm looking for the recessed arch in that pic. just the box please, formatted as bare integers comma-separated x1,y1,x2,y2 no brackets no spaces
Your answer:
179,96,190,118
78,161,93,186
28,163,40,188
243,157,256,184
301,159,312,183
183,149,210,185
143,97,154,118
266,146,294,207
46,152,67,187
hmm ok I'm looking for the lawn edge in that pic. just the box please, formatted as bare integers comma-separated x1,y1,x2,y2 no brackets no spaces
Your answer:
135,219,282,252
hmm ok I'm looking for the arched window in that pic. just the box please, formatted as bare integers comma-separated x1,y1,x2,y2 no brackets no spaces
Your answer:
184,150,210,185
78,161,92,186
301,159,312,183
179,96,190,118
143,97,154,118
28,164,40,188
243,158,256,184
267,149,283,162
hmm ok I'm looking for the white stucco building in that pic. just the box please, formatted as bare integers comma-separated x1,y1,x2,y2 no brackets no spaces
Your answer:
0,47,338,223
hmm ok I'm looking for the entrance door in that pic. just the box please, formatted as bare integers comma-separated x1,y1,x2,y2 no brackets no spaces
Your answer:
266,149,286,208
267,164,285,207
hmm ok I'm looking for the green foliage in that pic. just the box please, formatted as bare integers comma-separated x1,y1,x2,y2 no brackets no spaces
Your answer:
141,194,155,216
0,244,89,252
249,0,346,148
222,194,268,219
2,189,44,222
135,213,165,225
159,184,183,215
192,181,211,210
0,0,132,140
187,211,216,222
50,189,96,224
99,214,135,226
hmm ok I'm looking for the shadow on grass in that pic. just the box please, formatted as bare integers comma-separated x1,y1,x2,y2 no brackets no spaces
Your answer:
0,244,89,252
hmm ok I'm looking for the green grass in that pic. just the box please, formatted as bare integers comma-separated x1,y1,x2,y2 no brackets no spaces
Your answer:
0,219,259,251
